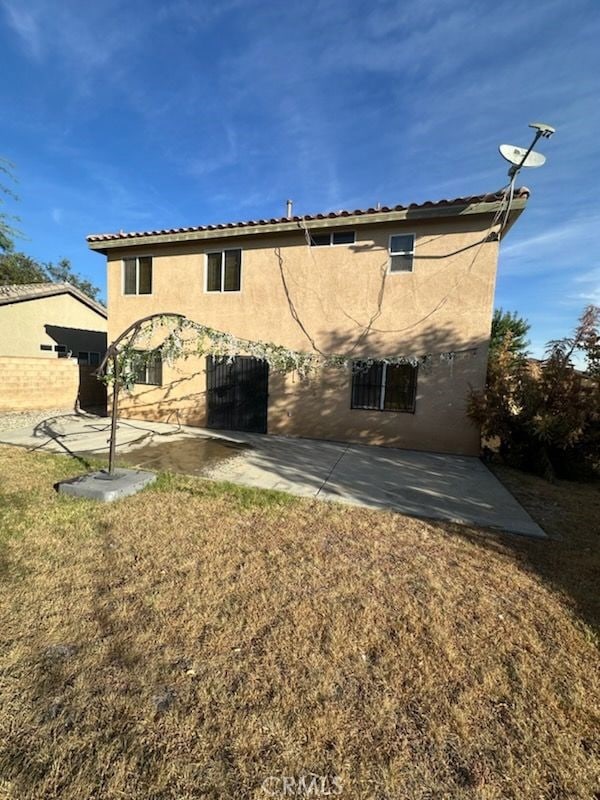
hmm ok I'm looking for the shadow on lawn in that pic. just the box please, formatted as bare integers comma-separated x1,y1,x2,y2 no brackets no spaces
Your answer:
454,465,600,636
28,411,106,470
15,307,600,635
19,417,600,637
0,517,158,796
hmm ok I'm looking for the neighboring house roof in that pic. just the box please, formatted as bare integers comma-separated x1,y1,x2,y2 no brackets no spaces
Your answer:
0,282,107,318
87,188,530,250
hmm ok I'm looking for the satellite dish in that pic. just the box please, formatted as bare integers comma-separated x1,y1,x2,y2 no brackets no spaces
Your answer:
499,144,546,168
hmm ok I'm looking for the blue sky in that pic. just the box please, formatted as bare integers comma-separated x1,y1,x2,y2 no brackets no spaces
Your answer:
1,0,598,355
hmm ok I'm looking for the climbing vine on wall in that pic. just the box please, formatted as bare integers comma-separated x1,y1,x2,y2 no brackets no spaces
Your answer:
99,313,478,392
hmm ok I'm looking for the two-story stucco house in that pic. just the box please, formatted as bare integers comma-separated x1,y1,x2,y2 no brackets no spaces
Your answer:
87,189,528,456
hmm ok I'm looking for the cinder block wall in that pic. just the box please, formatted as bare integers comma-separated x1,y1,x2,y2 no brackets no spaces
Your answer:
0,356,79,412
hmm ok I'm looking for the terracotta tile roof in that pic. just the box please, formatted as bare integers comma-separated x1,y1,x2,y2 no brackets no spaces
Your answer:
0,282,107,318
87,188,530,244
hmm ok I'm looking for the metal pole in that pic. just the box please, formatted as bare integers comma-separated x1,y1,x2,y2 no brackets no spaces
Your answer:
108,352,120,475
508,130,543,180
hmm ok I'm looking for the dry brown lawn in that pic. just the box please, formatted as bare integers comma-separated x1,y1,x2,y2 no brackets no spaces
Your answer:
0,444,598,799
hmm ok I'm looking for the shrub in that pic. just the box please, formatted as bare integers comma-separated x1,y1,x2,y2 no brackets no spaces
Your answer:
470,306,600,480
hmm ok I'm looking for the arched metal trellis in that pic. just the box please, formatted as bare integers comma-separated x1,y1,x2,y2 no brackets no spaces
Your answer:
97,312,477,475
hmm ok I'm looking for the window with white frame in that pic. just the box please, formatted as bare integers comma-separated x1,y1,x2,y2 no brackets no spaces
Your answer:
310,230,355,246
389,234,415,273
206,249,242,292
351,361,417,413
123,256,152,295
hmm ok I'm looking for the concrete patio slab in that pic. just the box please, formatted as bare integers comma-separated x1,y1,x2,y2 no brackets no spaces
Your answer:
0,412,545,537
317,444,544,535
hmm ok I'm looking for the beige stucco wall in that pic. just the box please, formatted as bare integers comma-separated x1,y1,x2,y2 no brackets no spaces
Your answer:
105,216,501,455
0,294,107,359
0,356,80,412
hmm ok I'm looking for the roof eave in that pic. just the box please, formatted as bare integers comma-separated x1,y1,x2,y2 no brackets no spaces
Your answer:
87,197,528,253
0,285,107,318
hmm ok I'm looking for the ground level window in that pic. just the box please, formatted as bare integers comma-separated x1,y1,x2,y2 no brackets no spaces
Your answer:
351,361,417,413
131,350,163,386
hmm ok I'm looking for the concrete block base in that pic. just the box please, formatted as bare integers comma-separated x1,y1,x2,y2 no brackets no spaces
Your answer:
57,468,157,502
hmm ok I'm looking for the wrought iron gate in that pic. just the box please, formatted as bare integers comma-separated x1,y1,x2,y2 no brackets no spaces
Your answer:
206,356,269,433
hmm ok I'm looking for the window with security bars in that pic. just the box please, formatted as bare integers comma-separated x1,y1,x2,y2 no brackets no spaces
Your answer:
351,361,417,413
131,350,163,386
206,249,242,292
77,351,101,366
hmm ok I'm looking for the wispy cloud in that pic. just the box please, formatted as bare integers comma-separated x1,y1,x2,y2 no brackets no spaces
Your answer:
1,2,42,58
502,217,592,259
500,214,600,278
185,125,239,178
570,267,600,304
1,0,148,82
0,0,598,344
156,0,247,29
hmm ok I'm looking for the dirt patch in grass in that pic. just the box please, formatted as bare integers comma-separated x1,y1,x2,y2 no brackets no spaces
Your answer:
0,445,598,799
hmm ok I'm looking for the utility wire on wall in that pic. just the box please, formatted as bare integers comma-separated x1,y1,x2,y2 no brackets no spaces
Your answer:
291,122,555,339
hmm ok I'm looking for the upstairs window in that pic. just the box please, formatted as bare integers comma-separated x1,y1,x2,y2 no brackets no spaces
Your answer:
131,350,163,386
351,361,417,413
123,256,152,294
310,230,356,246
389,234,415,273
206,249,242,292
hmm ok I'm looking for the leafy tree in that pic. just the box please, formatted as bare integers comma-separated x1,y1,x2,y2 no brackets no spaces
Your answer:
0,159,102,302
45,257,102,302
0,158,21,253
490,308,530,359
0,251,46,284
470,305,600,480
547,304,600,379
0,250,102,303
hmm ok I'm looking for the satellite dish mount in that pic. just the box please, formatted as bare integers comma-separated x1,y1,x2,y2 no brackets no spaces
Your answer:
499,122,555,180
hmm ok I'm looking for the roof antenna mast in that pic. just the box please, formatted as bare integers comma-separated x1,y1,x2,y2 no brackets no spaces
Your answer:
497,121,555,232
499,122,556,181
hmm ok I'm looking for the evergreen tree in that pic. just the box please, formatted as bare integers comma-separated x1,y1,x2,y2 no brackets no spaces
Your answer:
490,308,530,359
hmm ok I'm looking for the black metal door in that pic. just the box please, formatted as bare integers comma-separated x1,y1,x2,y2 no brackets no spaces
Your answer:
206,356,269,433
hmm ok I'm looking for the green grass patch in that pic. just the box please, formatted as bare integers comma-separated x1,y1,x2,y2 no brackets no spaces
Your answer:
151,469,300,510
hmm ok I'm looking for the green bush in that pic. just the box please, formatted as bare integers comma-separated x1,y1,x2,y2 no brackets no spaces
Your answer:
470,306,600,480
